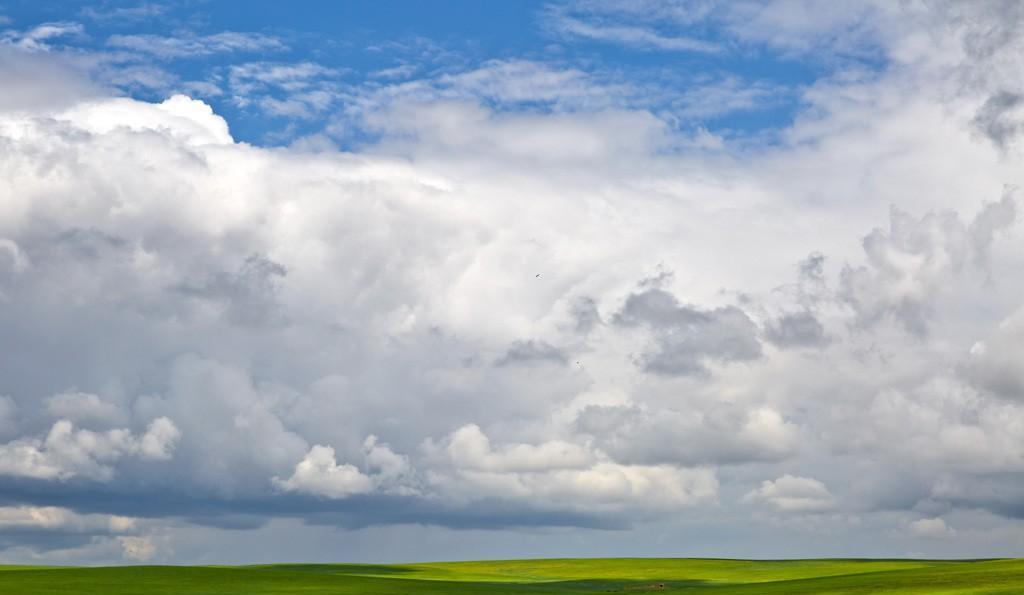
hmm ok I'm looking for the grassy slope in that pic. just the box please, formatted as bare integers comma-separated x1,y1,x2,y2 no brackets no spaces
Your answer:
0,558,1022,594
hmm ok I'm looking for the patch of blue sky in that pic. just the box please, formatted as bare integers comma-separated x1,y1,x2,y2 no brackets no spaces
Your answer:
0,0,887,146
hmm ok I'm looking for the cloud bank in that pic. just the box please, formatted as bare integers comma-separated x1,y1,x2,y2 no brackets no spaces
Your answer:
2,0,1024,563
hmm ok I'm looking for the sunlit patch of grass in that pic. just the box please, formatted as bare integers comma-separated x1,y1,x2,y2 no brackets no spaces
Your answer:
0,558,1021,594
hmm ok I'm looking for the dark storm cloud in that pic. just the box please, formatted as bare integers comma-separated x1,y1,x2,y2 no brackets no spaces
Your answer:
569,296,602,334
765,311,828,348
176,254,288,326
0,476,624,531
931,472,1024,520
972,91,1024,149
0,531,98,553
614,287,761,375
799,252,826,283
495,340,568,366
54,228,130,259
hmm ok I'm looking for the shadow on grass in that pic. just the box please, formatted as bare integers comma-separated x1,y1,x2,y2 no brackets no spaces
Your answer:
252,563,418,576
463,579,717,593
252,567,717,592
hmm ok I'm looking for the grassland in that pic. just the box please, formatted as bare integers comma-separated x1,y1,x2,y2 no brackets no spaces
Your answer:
1,558,1023,594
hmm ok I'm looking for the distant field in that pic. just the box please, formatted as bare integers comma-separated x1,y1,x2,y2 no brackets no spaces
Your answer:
1,558,1023,593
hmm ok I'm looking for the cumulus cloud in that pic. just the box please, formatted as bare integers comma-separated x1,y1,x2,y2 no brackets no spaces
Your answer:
45,391,126,425
613,286,761,376
495,340,569,366
906,517,955,540
972,91,1024,149
437,424,593,473
744,475,836,513
840,195,1016,335
0,417,180,481
176,253,288,326
0,46,99,111
2,0,1024,561
56,94,233,145
765,311,828,348
965,311,1024,399
575,404,798,466
424,424,717,514
272,424,718,517
0,505,136,534
273,435,412,499
273,445,375,499
0,504,149,558
826,377,1024,479
117,536,157,560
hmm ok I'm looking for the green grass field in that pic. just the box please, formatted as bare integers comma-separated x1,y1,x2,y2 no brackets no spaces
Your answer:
1,558,1023,594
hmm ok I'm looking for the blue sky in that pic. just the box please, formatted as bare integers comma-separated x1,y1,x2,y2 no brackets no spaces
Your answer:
2,0,1024,566
1,0,841,145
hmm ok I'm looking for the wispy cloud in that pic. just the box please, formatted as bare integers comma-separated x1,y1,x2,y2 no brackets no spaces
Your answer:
368,63,418,80
227,61,347,118
545,4,721,53
1,21,84,52
107,31,286,59
545,0,888,61
82,3,166,23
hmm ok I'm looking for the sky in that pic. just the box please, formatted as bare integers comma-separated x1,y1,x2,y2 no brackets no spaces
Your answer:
1,0,1024,565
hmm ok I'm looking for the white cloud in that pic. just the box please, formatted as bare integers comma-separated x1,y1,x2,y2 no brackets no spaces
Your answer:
544,4,721,53
0,417,180,481
1,22,83,52
82,4,166,23
545,0,890,58
57,94,233,146
442,424,593,472
846,379,1024,475
425,424,717,513
3,1,1024,559
274,435,414,499
362,435,412,484
117,536,156,560
906,517,955,539
225,61,346,119
107,32,285,59
0,506,137,534
0,238,29,273
369,64,417,80
273,445,374,498
744,475,836,512
839,195,1016,335
137,417,182,460
0,44,100,112
965,306,1024,399
45,391,125,424
229,62,338,92
575,404,798,466
278,422,719,513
